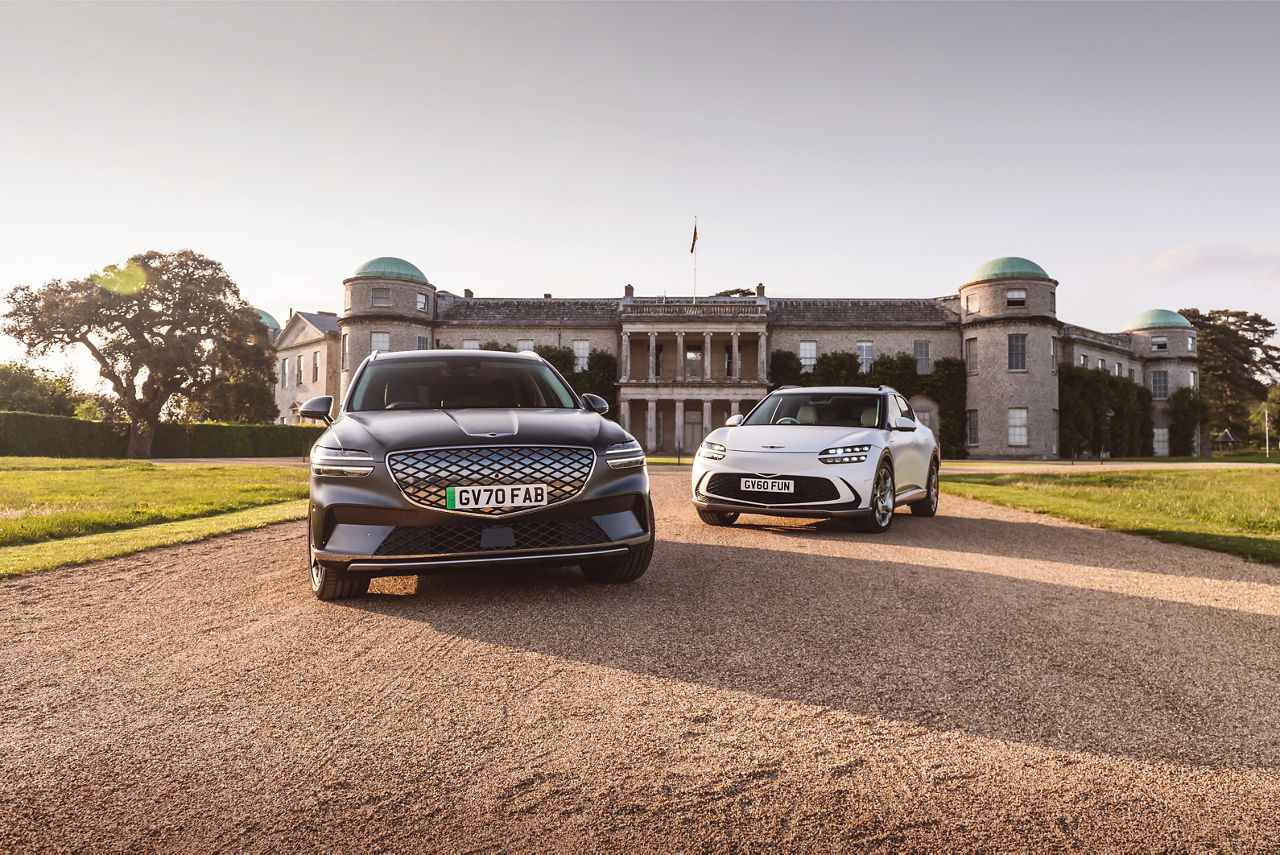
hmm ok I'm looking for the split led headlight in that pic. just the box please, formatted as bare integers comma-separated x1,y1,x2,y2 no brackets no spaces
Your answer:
818,444,872,464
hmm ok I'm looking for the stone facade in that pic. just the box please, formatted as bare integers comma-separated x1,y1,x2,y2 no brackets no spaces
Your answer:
272,311,341,423
278,256,1200,458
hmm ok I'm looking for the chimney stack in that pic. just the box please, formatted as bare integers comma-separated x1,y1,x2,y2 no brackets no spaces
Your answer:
464,288,474,299
624,284,634,297
544,293,552,299
756,283,766,297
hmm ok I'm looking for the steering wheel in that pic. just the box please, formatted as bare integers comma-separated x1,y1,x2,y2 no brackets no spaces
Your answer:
776,417,800,425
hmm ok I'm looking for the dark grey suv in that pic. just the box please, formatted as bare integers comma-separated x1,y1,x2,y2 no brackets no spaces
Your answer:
301,350,653,599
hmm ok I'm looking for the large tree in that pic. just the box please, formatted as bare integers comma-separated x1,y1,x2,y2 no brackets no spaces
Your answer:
1179,308,1280,438
3,250,275,457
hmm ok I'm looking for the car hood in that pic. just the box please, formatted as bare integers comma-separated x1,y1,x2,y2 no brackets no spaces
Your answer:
320,408,627,456
715,424,882,453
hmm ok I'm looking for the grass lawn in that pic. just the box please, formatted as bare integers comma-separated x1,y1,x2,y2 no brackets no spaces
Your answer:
942,469,1280,564
0,457,308,578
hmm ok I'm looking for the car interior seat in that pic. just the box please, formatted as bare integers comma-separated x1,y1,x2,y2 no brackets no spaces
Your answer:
384,378,421,409
860,406,879,428
797,405,818,425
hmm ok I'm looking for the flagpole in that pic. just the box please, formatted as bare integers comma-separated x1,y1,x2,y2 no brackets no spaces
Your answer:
692,216,698,304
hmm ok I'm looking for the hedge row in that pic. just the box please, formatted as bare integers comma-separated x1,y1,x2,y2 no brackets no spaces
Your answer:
0,411,324,458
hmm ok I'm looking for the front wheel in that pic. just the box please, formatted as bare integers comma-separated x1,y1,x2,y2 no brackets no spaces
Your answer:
580,537,653,583
309,534,368,600
856,459,896,533
697,509,739,526
910,458,940,517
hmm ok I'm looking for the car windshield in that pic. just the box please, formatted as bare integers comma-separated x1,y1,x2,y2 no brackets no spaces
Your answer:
347,356,580,412
743,392,882,428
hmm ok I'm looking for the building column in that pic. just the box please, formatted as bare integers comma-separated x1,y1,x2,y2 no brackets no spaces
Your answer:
730,400,740,417
646,399,657,452
703,332,712,381
674,399,685,452
757,330,768,381
676,332,686,382
647,332,657,382
620,332,630,382
731,332,741,379
619,396,631,432
702,399,712,437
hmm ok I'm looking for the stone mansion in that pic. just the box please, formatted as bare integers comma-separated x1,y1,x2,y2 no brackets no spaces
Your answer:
269,255,1200,458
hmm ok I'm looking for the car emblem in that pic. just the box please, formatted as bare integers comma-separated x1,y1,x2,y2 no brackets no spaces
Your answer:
761,444,785,449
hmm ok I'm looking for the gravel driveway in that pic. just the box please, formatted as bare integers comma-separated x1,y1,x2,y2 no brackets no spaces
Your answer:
3,467,1279,851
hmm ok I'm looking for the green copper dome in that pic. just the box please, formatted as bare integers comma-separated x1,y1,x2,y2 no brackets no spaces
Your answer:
1123,309,1192,331
255,308,280,329
352,256,429,284
967,257,1051,283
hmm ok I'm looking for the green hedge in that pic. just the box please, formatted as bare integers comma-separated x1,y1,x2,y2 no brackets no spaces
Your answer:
0,411,323,458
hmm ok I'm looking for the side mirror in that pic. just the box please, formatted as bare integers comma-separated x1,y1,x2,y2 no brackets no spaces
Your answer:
894,415,917,432
581,393,609,415
724,414,744,427
299,395,335,425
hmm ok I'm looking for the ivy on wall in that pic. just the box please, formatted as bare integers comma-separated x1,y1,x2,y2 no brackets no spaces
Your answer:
1056,364,1153,458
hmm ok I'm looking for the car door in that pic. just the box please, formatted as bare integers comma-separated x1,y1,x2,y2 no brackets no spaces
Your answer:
888,394,928,493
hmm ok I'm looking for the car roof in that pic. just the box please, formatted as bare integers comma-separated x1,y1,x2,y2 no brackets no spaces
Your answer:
369,349,544,363
771,385,897,396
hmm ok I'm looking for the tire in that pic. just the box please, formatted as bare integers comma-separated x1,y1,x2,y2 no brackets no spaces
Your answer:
910,457,940,517
309,534,368,600
581,498,654,583
857,458,896,533
697,508,739,526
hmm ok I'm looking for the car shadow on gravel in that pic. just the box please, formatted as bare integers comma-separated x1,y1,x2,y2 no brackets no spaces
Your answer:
342,535,1280,770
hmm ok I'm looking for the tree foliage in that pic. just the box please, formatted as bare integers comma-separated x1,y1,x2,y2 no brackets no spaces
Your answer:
1057,365,1153,458
3,250,275,457
1179,308,1280,439
712,287,754,297
768,349,968,458
531,345,618,419
0,362,88,416
1166,387,1210,457
176,374,280,424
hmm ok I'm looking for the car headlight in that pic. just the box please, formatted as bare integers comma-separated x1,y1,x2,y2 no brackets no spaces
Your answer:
819,444,871,464
698,441,726,461
310,445,375,477
605,438,646,469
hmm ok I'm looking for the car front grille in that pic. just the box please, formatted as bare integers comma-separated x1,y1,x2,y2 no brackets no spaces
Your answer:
374,517,611,556
704,472,840,505
385,445,596,516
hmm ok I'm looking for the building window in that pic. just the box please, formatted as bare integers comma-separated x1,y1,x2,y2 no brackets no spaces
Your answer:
372,288,391,307
1190,370,1198,390
1049,291,1055,312
685,343,703,378
416,335,430,350
344,289,352,310
966,293,979,314
371,331,391,352
1007,334,1027,371
913,340,931,373
1128,367,1135,381
1154,428,1169,457
312,351,319,383
1151,370,1169,400
799,340,817,373
416,293,428,312
966,410,979,446
462,338,480,350
1051,337,1059,373
1151,336,1168,352
517,339,534,352
1097,357,1105,370
1188,335,1196,352
1006,289,1026,308
1007,408,1028,446
573,339,589,372
341,334,348,370
280,358,288,388
296,355,303,386
1079,353,1088,367
964,337,977,374
856,341,874,373
1114,362,1121,377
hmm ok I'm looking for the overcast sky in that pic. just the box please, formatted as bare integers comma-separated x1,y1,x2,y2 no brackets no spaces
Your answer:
2,1,1277,383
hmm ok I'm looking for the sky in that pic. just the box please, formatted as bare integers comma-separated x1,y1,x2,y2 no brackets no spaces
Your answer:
2,1,1278,388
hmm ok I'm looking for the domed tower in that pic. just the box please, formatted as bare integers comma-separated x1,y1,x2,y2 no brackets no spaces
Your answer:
958,257,1061,458
1123,309,1198,456
254,308,282,346
338,257,436,397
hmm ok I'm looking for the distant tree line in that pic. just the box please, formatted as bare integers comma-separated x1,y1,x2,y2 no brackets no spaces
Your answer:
474,341,619,419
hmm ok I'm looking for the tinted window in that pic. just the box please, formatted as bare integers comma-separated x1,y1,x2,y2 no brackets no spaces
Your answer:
743,393,882,428
348,357,580,412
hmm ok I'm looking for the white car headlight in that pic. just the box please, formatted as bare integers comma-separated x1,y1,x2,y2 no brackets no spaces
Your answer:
698,441,726,461
605,439,646,469
818,444,872,464
310,445,375,477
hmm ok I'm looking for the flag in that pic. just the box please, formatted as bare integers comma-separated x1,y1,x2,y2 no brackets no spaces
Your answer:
690,223,698,253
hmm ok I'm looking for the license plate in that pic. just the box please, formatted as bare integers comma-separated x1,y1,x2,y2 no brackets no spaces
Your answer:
741,478,794,493
446,484,548,510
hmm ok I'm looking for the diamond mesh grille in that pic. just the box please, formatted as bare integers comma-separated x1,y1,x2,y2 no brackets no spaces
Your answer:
375,518,611,556
385,445,596,515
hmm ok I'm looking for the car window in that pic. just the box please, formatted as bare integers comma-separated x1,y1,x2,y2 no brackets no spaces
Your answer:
742,393,882,427
348,357,580,411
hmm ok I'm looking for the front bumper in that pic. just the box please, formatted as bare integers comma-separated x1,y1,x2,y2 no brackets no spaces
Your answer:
690,450,875,520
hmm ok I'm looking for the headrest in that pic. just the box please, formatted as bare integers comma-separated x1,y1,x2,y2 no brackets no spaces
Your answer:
860,406,878,428
797,405,817,425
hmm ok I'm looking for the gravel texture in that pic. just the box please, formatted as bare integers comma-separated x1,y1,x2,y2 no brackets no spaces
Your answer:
3,467,1279,851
